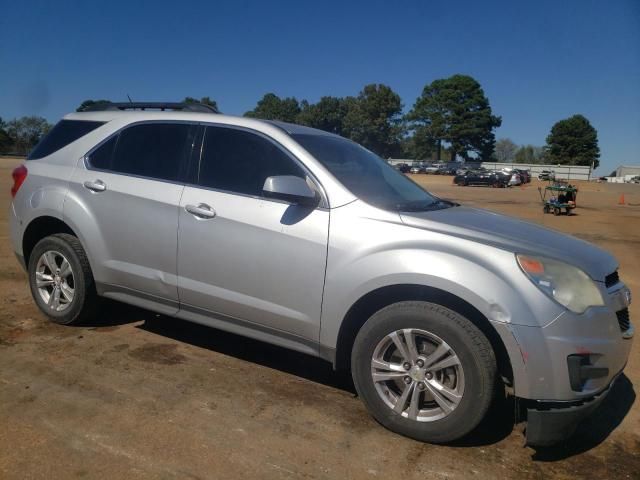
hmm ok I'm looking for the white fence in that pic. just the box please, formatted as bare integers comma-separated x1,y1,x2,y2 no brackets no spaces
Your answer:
388,159,593,180
480,162,592,181
387,159,479,169
605,175,640,183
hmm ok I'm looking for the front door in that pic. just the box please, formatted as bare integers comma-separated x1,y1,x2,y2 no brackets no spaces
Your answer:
177,125,329,342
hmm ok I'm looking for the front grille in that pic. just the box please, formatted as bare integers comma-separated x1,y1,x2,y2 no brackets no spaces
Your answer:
605,271,620,288
616,308,631,332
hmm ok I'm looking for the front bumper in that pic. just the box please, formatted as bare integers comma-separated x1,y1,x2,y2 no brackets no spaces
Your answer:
524,372,620,446
500,283,633,401
490,280,633,446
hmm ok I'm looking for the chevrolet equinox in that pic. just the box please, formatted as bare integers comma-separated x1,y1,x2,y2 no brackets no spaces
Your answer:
9,102,633,446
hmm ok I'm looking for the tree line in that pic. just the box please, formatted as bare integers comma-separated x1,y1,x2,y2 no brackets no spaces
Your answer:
0,116,52,156
495,114,600,168
1,77,600,169
243,75,502,162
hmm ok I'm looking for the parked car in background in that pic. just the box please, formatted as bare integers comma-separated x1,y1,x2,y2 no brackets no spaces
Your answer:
424,165,441,174
394,163,411,173
539,170,555,181
410,166,426,174
508,172,522,186
515,169,531,183
9,102,633,448
436,165,457,175
498,168,522,186
454,169,509,187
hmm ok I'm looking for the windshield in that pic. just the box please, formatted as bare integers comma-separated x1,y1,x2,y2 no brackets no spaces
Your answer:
293,133,448,212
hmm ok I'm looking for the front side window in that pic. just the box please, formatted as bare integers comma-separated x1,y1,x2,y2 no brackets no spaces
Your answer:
198,126,305,197
292,133,445,212
29,120,104,160
87,123,193,182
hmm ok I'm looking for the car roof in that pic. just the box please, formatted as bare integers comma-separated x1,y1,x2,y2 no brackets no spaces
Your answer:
63,110,336,138
264,120,338,137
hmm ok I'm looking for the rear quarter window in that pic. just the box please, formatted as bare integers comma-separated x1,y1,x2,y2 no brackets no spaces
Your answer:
28,120,104,160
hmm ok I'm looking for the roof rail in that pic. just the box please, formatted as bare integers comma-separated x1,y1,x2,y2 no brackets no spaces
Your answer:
80,102,218,113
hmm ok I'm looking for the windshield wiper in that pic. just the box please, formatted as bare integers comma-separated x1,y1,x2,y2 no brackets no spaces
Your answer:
395,200,452,212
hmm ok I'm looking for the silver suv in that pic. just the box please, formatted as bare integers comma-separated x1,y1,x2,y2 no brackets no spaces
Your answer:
9,102,633,446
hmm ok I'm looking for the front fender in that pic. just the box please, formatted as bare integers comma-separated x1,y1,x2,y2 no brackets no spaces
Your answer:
321,247,561,340
320,200,566,400
320,249,557,399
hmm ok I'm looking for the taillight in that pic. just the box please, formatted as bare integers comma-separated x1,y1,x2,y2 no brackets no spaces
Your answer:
11,164,28,198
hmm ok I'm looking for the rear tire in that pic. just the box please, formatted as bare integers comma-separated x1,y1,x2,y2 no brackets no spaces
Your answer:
28,234,98,325
351,301,496,443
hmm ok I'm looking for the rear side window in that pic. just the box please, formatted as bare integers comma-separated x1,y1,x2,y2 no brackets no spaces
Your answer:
88,136,118,170
198,126,304,197
28,120,104,160
87,123,194,182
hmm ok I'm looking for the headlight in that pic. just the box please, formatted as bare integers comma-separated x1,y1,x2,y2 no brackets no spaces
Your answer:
516,254,605,313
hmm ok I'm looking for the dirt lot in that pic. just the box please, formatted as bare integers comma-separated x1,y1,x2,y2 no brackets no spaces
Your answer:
1,158,639,479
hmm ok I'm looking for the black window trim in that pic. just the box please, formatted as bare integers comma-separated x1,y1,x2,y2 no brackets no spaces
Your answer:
192,121,329,209
82,120,329,208
83,120,199,186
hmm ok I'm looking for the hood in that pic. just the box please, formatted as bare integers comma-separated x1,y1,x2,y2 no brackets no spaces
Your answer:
400,206,617,282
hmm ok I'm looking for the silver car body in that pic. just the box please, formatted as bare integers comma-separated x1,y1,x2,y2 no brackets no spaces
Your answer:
9,110,632,412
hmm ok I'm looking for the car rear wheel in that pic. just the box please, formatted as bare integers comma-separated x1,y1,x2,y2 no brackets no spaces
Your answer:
351,301,496,443
28,234,98,325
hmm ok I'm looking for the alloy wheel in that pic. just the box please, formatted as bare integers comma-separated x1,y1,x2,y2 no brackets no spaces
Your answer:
370,328,465,422
35,250,75,312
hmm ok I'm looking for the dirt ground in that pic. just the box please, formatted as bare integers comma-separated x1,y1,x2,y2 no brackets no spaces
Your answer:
1,157,639,479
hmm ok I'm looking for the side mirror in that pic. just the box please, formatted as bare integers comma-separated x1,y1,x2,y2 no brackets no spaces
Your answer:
263,175,318,206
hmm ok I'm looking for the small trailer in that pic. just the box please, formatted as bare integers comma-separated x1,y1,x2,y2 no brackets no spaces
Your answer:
538,182,578,215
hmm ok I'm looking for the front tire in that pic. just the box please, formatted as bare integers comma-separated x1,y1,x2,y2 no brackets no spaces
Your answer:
28,233,98,325
351,301,496,443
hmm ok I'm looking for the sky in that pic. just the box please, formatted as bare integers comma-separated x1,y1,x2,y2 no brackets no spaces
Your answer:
1,0,638,174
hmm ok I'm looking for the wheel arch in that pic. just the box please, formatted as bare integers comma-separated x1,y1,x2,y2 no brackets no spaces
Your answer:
334,284,514,386
22,216,77,266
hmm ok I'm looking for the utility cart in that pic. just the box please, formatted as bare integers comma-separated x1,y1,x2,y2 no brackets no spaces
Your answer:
538,181,578,215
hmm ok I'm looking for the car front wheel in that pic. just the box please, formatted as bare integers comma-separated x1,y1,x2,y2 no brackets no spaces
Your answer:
351,301,496,443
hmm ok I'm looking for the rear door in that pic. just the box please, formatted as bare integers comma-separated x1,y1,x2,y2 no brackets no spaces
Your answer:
176,125,329,342
67,122,197,312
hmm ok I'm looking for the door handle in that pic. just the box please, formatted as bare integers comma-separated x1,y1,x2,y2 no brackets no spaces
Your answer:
83,180,106,192
185,203,216,219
